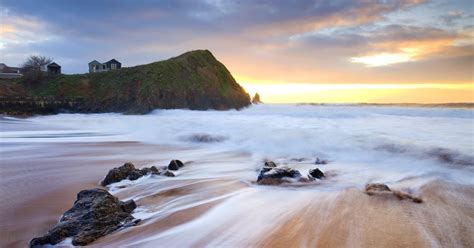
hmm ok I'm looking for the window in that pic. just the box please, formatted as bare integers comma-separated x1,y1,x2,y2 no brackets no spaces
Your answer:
111,63,116,70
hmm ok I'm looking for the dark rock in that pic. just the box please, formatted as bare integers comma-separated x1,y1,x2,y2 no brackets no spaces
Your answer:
365,183,422,203
308,168,325,179
120,200,137,213
365,183,391,194
162,170,176,177
29,188,139,247
264,161,277,168
260,167,272,174
140,166,160,175
257,166,302,185
128,170,145,181
392,190,423,203
101,163,161,186
257,178,287,185
168,160,184,171
315,158,328,165
101,162,136,186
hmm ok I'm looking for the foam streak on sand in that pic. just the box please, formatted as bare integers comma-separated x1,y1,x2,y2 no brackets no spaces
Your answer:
0,104,473,247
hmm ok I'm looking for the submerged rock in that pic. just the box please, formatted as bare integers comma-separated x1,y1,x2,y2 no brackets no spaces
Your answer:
308,168,325,179
101,163,160,186
162,170,176,177
168,160,184,171
257,166,302,185
29,188,139,247
290,158,307,162
365,183,422,203
187,134,226,143
315,158,328,165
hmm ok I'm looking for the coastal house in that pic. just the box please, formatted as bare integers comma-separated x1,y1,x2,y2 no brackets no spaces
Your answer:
47,62,61,75
0,63,22,78
88,59,121,73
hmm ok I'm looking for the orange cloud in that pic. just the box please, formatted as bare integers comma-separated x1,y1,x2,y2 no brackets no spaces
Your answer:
247,1,425,37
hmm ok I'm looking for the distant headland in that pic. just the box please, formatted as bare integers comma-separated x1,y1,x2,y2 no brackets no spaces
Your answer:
299,102,474,109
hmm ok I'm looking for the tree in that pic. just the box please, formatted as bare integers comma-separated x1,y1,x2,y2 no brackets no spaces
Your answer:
21,55,52,73
21,55,53,84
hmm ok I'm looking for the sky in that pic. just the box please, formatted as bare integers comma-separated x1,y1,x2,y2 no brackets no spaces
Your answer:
0,0,473,103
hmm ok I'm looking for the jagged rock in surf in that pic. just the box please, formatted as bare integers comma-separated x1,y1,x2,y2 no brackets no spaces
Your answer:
264,161,277,168
308,168,325,179
29,188,139,247
101,162,160,186
168,160,184,171
365,183,422,203
257,166,302,185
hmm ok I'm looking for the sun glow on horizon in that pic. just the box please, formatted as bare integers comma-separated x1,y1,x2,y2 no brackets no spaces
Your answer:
241,82,474,104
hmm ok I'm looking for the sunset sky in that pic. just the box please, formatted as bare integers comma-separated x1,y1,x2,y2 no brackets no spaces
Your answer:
1,0,473,103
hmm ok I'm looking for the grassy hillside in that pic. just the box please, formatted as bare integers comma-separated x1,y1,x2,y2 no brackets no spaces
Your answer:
1,50,251,114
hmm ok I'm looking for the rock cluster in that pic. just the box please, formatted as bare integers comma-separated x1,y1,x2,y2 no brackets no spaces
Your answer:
30,189,139,247
256,160,325,185
257,166,302,184
365,183,423,203
101,160,185,186
101,162,160,186
30,159,187,247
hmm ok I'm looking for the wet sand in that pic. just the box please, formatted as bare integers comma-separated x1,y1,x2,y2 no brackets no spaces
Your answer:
1,141,474,247
259,182,474,247
0,142,187,247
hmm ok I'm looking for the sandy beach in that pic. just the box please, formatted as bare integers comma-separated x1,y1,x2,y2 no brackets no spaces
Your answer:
1,105,473,247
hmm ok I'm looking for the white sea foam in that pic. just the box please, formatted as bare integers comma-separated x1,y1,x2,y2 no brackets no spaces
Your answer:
3,104,473,185
2,104,473,247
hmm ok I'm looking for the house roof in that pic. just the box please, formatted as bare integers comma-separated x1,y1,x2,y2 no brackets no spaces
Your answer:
47,62,61,68
88,60,102,65
106,59,120,64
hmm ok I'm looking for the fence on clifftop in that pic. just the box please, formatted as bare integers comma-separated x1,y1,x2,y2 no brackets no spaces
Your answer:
0,96,86,116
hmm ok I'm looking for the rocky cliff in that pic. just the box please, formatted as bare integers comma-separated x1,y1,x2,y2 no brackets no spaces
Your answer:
0,50,251,115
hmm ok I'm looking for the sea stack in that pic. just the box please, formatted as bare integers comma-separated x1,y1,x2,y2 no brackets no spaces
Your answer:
252,93,262,104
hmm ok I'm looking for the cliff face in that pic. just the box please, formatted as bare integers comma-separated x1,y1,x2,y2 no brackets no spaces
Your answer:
0,50,251,115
